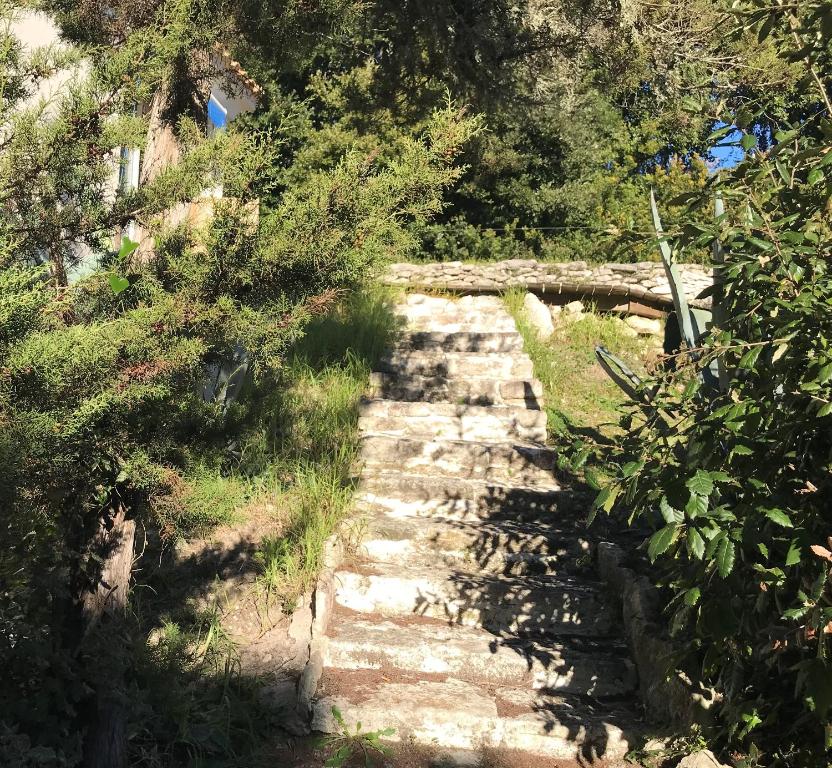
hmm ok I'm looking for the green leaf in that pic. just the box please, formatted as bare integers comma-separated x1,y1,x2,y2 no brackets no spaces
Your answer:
684,586,701,606
786,539,802,566
716,536,736,577
325,745,352,767
819,361,832,383
772,343,789,362
739,345,762,369
686,470,714,497
621,460,644,478
687,528,705,560
747,236,773,252
739,710,763,738
708,125,733,142
648,524,678,561
108,274,130,295
774,128,798,143
741,133,757,150
660,496,683,524
808,168,825,185
758,542,769,558
685,493,708,519
117,236,139,260
819,402,832,417
593,485,619,514
764,507,793,528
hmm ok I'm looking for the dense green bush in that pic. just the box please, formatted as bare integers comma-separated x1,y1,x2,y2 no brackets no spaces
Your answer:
598,2,832,763
239,0,800,264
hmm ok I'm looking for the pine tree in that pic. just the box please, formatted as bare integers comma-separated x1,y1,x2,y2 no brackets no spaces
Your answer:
0,4,478,764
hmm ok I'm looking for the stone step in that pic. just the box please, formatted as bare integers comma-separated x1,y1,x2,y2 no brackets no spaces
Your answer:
399,296,516,331
333,563,613,637
358,514,591,575
393,330,524,354
404,316,518,333
312,671,638,760
358,400,547,442
360,435,557,486
324,613,636,697
403,294,507,314
356,472,585,522
368,372,543,407
375,350,534,380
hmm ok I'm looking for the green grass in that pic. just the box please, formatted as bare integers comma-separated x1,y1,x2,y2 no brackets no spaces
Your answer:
242,288,400,610
130,287,400,767
503,286,655,441
164,287,400,612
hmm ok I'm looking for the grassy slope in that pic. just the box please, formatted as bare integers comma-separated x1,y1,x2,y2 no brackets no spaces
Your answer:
503,287,657,441
130,287,401,766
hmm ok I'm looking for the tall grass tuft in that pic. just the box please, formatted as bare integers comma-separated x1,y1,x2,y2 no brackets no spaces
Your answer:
243,287,401,611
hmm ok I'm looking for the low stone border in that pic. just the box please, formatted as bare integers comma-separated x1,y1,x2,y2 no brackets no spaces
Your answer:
272,532,344,735
383,260,712,317
597,542,718,727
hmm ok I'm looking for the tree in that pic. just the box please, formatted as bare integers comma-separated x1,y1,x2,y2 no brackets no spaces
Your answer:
236,0,796,264
597,1,832,762
0,3,479,764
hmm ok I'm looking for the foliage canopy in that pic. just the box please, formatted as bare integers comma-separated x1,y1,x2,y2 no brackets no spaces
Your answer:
598,2,832,762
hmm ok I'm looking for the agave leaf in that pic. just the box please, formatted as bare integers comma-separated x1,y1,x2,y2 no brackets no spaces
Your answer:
650,189,696,350
595,345,674,428
595,345,643,402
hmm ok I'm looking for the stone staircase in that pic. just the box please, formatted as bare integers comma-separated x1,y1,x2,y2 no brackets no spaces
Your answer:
312,294,642,764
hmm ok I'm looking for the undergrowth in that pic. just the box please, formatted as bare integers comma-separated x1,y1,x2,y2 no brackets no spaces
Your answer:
130,287,400,767
503,287,653,438
503,286,656,486
245,287,401,610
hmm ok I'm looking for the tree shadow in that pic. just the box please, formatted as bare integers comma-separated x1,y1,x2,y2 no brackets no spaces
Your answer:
343,316,645,760
353,465,644,760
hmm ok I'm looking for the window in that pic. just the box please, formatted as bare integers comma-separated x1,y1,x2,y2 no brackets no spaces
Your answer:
207,93,227,133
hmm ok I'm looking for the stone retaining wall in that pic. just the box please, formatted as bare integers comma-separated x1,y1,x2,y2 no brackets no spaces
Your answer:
384,259,712,310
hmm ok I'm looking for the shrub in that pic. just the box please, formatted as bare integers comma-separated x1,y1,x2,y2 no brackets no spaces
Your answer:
598,3,832,763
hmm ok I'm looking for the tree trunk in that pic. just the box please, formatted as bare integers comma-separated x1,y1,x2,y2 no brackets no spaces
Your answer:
139,85,182,187
131,85,183,262
81,503,136,768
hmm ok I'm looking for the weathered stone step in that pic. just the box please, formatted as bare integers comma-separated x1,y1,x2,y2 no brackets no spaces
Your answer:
357,472,585,522
358,399,546,442
402,294,506,314
405,316,518,333
393,330,523,354
358,515,591,575
368,372,543,407
375,350,534,380
360,435,557,486
312,672,637,760
399,295,516,330
333,563,613,636
324,613,636,697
